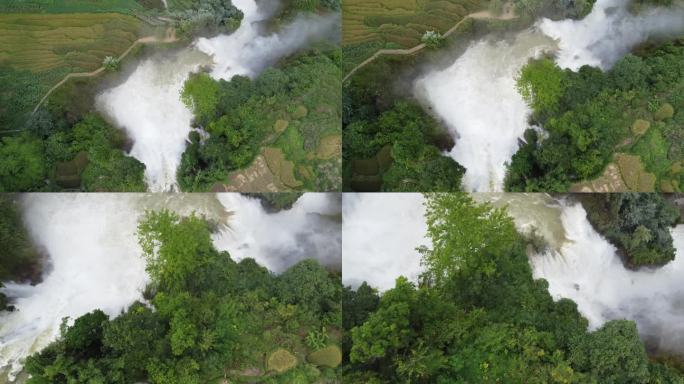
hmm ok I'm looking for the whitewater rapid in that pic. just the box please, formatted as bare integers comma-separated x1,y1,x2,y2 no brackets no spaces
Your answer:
415,0,684,191
96,0,338,191
529,200,684,355
342,193,684,355
0,193,341,381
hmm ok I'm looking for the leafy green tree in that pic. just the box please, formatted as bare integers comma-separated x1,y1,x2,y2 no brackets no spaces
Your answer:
569,320,649,383
182,73,220,126
278,259,341,319
0,134,45,191
517,58,566,119
420,193,519,287
137,210,216,293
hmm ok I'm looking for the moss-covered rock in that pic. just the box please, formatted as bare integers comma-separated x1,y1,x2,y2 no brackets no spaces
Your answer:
660,179,676,193
654,103,674,121
274,119,289,133
631,119,650,136
307,345,342,368
293,105,308,119
267,348,297,373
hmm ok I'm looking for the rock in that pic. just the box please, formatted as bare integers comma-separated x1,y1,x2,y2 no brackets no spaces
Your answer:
654,103,674,121
274,119,289,133
293,105,308,119
307,345,342,368
267,348,297,373
661,179,676,193
631,119,650,136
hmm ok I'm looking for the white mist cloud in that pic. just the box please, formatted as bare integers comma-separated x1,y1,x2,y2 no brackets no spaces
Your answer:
342,193,427,291
213,193,342,273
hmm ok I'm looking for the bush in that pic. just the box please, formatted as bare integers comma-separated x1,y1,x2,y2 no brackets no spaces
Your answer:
307,345,342,368
267,348,298,373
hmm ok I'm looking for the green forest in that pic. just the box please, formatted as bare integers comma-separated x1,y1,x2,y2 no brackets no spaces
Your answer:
180,47,342,192
507,39,684,192
578,193,680,266
20,209,343,384
342,194,684,383
342,46,468,192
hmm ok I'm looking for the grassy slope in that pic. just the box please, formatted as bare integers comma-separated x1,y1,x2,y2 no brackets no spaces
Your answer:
342,0,485,71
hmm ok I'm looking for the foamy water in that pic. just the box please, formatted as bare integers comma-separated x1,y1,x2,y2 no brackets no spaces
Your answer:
415,32,553,191
0,193,341,381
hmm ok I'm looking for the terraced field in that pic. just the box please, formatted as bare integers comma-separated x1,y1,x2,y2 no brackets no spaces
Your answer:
0,0,144,13
343,0,485,47
0,8,159,131
0,13,148,73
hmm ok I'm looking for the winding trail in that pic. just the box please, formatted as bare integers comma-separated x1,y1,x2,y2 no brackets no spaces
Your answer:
342,5,517,83
32,28,178,115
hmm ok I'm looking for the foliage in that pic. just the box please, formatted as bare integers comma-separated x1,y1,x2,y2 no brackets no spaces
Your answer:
26,210,342,383
103,56,121,72
507,40,684,192
421,31,445,49
344,193,681,383
0,134,46,191
306,327,329,350
578,193,679,266
172,0,243,38
179,51,341,191
344,101,465,191
243,192,303,212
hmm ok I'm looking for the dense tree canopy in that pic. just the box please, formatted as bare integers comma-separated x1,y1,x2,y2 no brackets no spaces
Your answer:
507,40,684,192
180,50,342,191
343,193,684,383
25,210,342,383
579,193,680,266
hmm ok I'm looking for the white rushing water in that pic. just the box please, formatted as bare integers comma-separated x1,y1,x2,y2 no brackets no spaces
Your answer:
342,193,684,354
540,0,684,70
529,200,684,355
96,0,338,191
415,32,554,192
213,193,342,273
0,193,341,381
415,0,684,191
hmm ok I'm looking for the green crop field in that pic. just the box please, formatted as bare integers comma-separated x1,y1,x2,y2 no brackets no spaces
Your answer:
343,0,484,47
0,0,143,13
0,13,146,73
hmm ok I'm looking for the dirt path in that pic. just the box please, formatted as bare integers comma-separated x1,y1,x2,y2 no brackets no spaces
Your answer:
32,28,178,115
342,4,516,83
